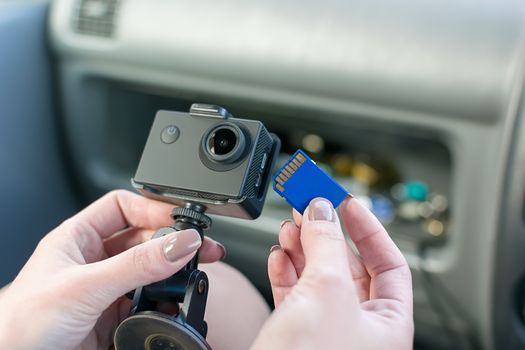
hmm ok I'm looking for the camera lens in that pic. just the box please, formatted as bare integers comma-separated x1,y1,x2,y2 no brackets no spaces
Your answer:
209,128,237,155
146,335,180,350
204,123,245,163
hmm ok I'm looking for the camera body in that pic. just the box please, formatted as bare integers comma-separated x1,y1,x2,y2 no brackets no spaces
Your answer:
116,105,279,349
132,104,280,219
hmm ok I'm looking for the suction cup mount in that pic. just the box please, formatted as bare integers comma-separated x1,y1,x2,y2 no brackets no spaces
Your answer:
114,203,213,350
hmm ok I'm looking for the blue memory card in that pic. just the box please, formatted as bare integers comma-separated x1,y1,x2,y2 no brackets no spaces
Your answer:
272,149,349,214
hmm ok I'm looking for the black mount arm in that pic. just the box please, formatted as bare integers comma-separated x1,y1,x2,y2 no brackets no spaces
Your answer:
129,203,212,338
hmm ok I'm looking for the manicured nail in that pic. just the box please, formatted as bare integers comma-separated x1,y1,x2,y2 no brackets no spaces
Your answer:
270,245,282,253
280,219,293,229
308,198,335,221
216,242,227,260
163,229,201,262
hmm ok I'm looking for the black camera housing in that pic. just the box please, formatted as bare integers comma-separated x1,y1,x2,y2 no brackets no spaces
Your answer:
132,104,280,219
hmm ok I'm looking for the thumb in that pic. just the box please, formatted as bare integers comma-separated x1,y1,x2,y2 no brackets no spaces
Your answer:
88,229,201,302
300,198,353,291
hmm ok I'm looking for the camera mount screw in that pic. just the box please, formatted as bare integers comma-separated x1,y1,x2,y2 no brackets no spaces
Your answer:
198,279,207,295
172,205,212,229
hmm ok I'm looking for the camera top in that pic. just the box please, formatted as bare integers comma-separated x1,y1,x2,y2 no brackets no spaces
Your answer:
132,104,280,220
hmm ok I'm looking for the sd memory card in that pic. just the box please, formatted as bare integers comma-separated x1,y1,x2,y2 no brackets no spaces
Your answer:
272,149,349,214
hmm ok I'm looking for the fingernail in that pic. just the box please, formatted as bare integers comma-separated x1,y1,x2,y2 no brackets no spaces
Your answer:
270,245,281,253
308,198,335,221
280,219,293,229
216,242,227,261
163,229,201,262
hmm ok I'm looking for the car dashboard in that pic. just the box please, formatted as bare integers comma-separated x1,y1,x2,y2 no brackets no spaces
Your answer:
49,0,525,348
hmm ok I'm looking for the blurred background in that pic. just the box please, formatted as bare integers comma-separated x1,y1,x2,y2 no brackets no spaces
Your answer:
1,0,525,348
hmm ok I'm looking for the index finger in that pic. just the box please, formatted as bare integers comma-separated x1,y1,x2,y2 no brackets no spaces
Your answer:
103,228,226,264
340,197,412,306
71,190,174,239
292,209,303,227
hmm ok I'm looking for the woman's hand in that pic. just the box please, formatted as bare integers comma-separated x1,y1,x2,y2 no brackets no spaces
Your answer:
252,197,413,350
0,190,225,350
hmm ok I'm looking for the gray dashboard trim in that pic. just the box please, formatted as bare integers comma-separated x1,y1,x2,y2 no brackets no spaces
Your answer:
50,0,525,124
48,1,525,349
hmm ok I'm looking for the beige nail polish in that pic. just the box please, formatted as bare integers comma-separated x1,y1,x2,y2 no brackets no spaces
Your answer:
280,219,293,228
308,198,335,221
216,242,227,260
270,245,282,253
163,229,201,262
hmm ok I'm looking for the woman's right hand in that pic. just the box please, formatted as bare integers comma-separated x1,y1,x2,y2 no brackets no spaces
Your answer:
252,197,414,350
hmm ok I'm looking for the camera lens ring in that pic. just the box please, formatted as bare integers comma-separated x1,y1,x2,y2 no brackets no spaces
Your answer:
203,123,245,164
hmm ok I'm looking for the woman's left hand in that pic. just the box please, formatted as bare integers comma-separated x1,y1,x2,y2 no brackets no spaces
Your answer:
0,190,225,350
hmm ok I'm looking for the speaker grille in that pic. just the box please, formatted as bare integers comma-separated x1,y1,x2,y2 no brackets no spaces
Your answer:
73,0,119,37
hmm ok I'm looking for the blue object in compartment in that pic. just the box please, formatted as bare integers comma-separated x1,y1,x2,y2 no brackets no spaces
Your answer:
272,150,349,214
370,194,395,223
405,181,428,202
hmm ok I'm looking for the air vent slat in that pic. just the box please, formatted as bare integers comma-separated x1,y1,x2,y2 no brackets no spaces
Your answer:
73,0,119,38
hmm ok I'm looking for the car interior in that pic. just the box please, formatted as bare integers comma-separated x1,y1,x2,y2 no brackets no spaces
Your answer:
1,0,525,349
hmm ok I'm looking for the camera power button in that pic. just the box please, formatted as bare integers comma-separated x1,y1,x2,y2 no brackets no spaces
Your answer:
161,125,180,144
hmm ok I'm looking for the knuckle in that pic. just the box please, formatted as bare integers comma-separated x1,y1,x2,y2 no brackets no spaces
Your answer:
305,222,345,241
35,233,53,251
108,189,129,199
319,270,348,288
63,218,86,236
63,219,95,245
132,243,165,280
39,218,80,246
307,267,350,292
106,189,133,208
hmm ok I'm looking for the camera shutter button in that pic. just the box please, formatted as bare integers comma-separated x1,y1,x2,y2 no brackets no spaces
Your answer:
161,125,180,144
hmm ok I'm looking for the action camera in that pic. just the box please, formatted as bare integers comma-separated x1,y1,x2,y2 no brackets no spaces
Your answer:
114,104,280,350
132,104,280,219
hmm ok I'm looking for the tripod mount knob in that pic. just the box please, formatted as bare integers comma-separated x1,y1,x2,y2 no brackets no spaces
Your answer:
172,207,212,229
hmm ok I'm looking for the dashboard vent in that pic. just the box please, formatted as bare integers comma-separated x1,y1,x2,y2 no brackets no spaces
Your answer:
73,0,119,37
